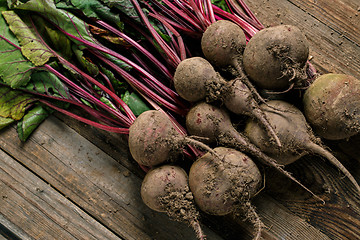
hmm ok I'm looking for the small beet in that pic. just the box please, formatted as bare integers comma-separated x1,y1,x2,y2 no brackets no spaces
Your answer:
129,110,216,167
173,57,220,103
141,165,206,240
243,25,309,91
303,73,360,140
129,110,182,166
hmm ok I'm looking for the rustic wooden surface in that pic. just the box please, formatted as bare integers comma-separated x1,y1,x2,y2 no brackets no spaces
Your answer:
0,0,359,239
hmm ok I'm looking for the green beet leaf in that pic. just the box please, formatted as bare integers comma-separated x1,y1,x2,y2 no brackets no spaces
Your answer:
32,15,73,60
9,0,96,47
0,85,37,120
0,4,35,88
72,45,99,77
24,70,71,99
122,91,150,116
55,0,124,30
9,0,131,70
17,104,49,141
0,117,15,130
2,11,55,66
100,0,140,23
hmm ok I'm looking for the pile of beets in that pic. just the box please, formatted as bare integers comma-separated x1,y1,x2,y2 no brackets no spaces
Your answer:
129,20,360,240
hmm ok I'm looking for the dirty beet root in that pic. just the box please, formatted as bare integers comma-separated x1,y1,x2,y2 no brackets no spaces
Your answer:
201,20,246,70
128,110,216,167
244,100,360,193
186,102,323,202
243,25,309,91
303,73,360,140
173,57,281,146
189,147,263,240
141,165,206,240
173,57,221,103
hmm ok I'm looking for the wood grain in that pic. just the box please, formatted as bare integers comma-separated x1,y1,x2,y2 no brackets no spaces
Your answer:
0,215,28,240
287,0,360,46
0,149,120,240
0,117,223,240
54,111,145,178
254,195,331,240
265,155,360,240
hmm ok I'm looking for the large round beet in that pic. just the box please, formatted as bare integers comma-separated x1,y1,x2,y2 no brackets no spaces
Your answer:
303,74,360,140
189,147,262,216
243,25,309,90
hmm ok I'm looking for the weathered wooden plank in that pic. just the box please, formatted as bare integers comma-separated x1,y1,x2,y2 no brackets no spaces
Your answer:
215,193,332,240
0,117,223,240
0,234,8,240
254,195,331,240
0,216,28,240
244,0,360,79
0,149,121,240
54,111,145,179
264,154,360,240
287,0,360,46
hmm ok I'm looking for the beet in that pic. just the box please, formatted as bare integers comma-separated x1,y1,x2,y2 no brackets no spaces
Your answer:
128,110,215,167
244,100,360,193
243,25,309,91
189,147,263,240
128,110,181,166
201,20,246,69
186,102,323,201
173,57,220,103
303,73,360,140
173,57,281,146
141,165,205,240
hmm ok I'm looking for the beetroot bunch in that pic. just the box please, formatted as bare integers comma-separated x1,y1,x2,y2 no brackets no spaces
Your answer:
2,1,358,239
134,19,360,240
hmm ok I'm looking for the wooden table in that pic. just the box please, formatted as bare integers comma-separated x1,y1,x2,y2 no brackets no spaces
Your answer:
0,0,359,239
